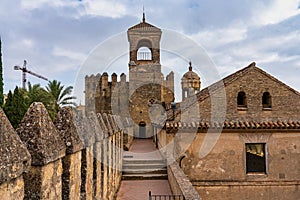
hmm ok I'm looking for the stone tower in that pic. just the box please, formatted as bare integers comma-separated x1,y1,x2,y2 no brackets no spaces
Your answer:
127,13,174,138
181,62,201,100
85,14,174,138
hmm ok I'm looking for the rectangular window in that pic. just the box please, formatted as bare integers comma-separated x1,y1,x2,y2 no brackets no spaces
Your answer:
246,143,266,173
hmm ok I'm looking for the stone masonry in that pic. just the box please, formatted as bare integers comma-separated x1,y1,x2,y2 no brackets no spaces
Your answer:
0,102,129,200
0,108,31,200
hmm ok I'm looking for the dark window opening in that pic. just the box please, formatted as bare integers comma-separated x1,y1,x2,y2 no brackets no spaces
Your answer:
246,143,266,173
102,89,106,96
138,121,146,138
237,91,247,107
262,92,272,109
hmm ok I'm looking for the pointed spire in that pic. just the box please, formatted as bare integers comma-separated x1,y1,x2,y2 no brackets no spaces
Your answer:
189,61,192,71
142,6,145,22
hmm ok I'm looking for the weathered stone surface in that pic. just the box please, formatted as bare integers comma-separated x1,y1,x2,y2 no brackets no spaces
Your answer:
108,114,119,133
23,159,63,200
87,111,103,142
0,176,25,200
102,113,113,135
16,102,66,166
54,107,84,154
0,108,31,184
113,115,125,130
62,151,81,200
97,113,108,138
80,146,93,200
76,110,95,147
168,162,201,200
93,142,102,200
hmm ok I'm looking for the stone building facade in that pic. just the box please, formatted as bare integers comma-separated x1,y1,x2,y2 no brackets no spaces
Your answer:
153,62,300,200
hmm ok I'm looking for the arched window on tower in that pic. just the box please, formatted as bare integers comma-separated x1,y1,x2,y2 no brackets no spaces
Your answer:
137,47,152,60
262,92,272,109
237,91,247,108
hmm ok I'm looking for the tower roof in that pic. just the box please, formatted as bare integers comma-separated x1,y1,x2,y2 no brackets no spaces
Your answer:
128,13,161,32
182,61,200,80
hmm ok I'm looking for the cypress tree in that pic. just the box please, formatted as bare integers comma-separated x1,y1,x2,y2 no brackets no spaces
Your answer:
4,87,27,128
0,37,4,107
3,90,13,118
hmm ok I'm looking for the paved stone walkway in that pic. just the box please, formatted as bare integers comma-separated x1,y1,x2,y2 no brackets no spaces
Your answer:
116,139,172,200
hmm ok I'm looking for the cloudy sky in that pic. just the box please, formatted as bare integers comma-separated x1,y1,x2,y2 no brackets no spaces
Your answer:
1,0,300,103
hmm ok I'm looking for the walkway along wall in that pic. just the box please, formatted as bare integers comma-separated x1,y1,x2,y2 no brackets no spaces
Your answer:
0,102,129,200
152,124,201,200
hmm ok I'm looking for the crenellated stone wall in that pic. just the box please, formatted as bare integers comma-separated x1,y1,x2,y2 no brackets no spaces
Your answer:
0,108,31,200
0,102,131,200
85,70,174,139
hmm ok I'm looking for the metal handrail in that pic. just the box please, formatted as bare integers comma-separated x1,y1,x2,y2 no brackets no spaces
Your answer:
149,191,185,200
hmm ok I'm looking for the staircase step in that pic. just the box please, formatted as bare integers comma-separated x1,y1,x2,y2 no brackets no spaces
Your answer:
123,159,166,165
122,174,168,180
123,163,166,169
123,168,167,174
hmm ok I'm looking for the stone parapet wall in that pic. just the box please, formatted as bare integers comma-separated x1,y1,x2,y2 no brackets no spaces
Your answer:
0,108,31,200
0,176,25,200
193,181,300,200
0,102,129,200
167,162,201,200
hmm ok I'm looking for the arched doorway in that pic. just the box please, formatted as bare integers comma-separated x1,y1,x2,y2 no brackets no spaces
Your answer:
138,121,146,138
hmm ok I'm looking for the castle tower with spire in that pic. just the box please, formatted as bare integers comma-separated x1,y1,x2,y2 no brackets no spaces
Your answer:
85,13,174,138
127,13,174,138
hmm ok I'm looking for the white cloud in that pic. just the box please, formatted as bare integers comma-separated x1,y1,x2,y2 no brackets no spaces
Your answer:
21,0,71,10
21,39,34,48
80,0,127,18
52,47,87,62
252,0,300,25
191,24,248,49
21,0,127,18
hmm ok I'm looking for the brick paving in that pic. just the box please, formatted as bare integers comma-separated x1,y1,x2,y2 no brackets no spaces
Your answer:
123,139,164,160
116,180,172,200
116,139,172,200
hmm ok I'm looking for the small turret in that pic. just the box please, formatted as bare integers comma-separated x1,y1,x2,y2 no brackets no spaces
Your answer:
181,61,201,100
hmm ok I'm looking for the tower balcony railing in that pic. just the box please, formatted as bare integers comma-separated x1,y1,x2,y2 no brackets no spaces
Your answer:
137,52,152,60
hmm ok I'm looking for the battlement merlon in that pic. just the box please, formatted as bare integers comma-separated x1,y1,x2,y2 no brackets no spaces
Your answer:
164,71,174,92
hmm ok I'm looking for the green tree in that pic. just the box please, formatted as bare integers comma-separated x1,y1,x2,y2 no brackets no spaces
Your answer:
3,87,27,128
25,82,56,119
46,80,76,119
0,37,4,107
3,90,13,118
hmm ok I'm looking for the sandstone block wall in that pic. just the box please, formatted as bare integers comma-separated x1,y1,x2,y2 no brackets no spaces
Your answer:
0,108,31,200
198,65,300,121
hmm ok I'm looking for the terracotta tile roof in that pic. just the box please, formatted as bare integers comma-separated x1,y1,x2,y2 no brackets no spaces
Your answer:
165,120,300,130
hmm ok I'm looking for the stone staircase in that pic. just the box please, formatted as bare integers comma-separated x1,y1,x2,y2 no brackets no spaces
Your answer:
122,158,167,180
